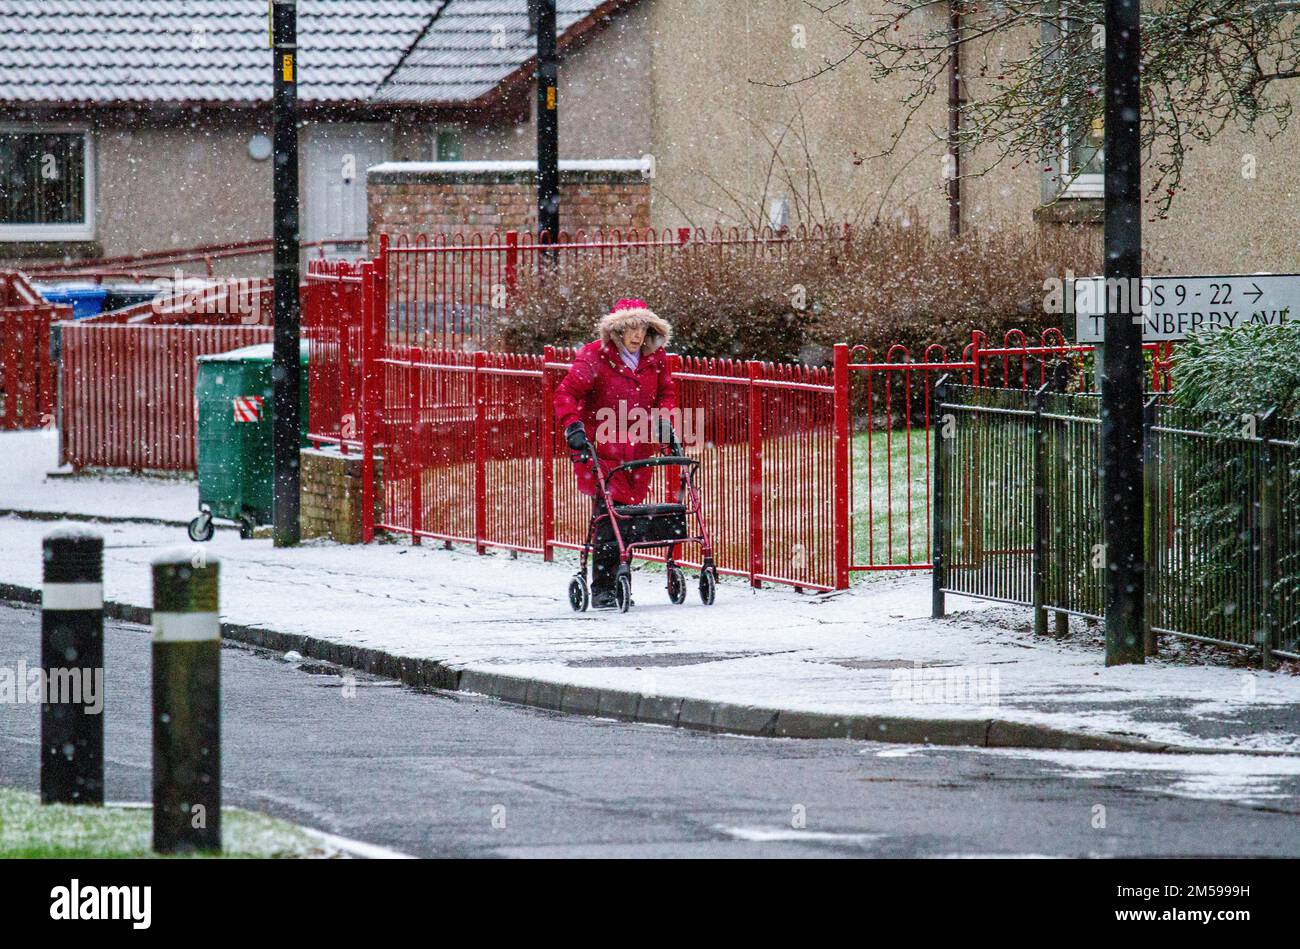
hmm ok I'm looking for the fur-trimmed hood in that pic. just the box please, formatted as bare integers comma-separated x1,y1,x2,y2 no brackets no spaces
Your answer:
596,306,672,355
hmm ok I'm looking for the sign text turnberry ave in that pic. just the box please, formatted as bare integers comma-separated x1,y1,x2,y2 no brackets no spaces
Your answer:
1070,274,1300,342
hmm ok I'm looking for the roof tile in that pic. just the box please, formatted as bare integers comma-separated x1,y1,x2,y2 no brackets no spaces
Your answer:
0,0,618,106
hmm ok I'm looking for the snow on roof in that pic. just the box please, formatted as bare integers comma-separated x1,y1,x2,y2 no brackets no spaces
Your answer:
376,0,617,104
0,0,624,107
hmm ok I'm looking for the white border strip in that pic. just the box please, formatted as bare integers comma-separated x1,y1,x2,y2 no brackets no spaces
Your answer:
152,611,220,642
41,582,103,611
299,828,416,860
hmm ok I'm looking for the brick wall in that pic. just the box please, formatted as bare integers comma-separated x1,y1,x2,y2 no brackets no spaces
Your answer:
300,446,383,545
367,160,652,252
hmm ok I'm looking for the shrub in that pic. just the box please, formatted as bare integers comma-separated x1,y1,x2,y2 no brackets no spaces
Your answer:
1170,323,1300,650
1172,321,1300,416
488,222,1099,364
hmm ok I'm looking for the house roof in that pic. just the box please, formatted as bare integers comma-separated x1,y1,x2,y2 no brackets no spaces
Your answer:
0,0,629,109
376,0,622,104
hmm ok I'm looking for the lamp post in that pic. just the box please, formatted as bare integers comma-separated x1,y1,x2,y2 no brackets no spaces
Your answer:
536,0,560,249
271,0,301,547
1100,0,1145,665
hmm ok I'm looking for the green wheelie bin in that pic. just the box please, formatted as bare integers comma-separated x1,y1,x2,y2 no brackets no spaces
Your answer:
188,342,310,541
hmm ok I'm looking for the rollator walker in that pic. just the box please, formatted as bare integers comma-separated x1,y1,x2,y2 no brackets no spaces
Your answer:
568,443,718,613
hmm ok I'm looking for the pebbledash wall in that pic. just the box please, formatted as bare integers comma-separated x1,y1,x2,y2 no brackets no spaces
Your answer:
366,159,653,251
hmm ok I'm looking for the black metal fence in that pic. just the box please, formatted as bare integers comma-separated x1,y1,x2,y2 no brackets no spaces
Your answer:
932,380,1300,666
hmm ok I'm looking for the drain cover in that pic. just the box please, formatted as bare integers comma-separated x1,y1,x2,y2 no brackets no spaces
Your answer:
567,651,781,668
822,658,960,670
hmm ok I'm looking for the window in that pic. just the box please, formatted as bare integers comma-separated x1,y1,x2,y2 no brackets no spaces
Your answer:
1054,6,1103,199
0,126,95,240
1060,105,1104,198
435,130,463,162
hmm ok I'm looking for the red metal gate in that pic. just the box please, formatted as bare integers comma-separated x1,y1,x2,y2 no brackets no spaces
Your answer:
304,258,367,451
0,272,66,430
60,323,272,471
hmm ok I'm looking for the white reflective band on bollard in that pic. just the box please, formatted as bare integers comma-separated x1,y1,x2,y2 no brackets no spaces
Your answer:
151,612,220,642
41,582,104,611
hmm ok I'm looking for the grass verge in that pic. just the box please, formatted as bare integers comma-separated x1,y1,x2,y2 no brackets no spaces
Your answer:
0,787,334,859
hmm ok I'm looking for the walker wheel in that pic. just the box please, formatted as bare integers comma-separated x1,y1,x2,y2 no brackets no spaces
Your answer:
699,567,717,606
568,576,589,612
667,566,687,605
187,512,214,543
616,574,632,613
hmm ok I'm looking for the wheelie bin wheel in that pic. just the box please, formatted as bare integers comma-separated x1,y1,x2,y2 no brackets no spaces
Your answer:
188,512,214,543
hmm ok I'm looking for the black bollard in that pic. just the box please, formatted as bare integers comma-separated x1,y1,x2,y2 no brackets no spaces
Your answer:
151,549,221,854
41,528,105,805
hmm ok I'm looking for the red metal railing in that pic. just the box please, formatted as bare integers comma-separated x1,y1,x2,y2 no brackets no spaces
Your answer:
60,323,272,471
304,236,1193,589
304,259,366,451
24,238,337,283
80,278,273,327
848,342,974,572
291,233,1195,590
53,267,347,473
368,339,851,591
0,271,67,430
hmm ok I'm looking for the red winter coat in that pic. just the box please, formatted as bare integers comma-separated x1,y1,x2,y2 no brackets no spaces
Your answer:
554,336,677,504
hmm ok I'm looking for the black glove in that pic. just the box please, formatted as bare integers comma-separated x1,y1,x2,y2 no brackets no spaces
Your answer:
564,422,592,461
656,417,683,455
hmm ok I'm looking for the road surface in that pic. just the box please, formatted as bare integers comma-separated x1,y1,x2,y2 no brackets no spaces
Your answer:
1,600,1297,858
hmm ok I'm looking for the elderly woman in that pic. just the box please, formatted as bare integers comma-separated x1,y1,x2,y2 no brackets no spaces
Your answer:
553,299,678,609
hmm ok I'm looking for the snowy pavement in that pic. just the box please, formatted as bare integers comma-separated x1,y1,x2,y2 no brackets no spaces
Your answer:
1,430,1298,755
0,429,197,525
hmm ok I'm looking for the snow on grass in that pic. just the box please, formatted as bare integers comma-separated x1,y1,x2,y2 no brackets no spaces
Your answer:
0,787,333,859
851,427,931,566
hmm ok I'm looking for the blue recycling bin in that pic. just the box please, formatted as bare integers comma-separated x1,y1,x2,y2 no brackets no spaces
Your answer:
38,285,108,320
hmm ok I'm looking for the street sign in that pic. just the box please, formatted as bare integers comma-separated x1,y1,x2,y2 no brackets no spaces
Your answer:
1072,274,1300,342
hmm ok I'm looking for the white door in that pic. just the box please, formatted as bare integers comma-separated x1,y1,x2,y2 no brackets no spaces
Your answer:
304,123,391,252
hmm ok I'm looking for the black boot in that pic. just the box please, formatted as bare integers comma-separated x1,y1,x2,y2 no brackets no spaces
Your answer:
590,497,623,610
590,534,621,610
